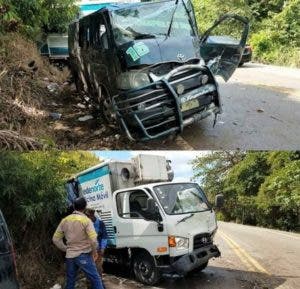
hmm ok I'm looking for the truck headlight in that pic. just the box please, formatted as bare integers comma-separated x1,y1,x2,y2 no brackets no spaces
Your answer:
117,71,150,90
175,237,189,250
168,236,189,250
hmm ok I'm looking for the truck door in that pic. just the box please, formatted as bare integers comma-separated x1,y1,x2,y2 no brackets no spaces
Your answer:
199,14,250,81
113,189,168,255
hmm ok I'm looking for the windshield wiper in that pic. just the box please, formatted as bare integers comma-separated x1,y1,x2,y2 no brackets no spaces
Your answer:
176,213,194,225
166,0,179,37
134,33,156,39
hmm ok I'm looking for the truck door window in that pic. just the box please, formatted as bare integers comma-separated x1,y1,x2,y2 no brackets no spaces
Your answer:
116,190,149,219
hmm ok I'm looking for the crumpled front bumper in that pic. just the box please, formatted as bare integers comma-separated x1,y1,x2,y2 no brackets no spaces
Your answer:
157,244,220,275
112,64,221,141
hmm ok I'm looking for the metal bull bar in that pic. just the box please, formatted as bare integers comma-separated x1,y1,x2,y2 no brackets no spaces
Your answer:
112,63,220,141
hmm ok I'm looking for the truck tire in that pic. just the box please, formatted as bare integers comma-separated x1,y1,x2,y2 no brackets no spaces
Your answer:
133,252,161,285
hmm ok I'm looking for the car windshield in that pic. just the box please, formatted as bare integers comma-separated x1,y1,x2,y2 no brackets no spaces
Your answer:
153,183,209,215
111,0,195,45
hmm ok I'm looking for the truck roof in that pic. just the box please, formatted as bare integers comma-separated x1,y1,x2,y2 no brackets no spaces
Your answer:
117,181,197,191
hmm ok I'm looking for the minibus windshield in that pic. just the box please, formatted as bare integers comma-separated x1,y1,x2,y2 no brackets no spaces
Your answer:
111,0,195,45
153,183,210,215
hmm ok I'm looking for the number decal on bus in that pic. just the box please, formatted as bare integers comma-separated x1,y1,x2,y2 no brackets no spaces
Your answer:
126,42,150,61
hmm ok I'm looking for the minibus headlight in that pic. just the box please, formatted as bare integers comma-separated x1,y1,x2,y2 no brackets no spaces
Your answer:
175,237,189,250
117,71,150,90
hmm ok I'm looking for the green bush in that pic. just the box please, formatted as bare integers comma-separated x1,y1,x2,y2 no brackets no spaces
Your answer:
0,0,78,38
193,0,300,67
192,151,300,231
0,151,100,288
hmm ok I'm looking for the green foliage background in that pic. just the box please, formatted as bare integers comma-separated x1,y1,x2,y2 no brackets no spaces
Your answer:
192,151,300,231
0,0,78,38
0,151,99,287
193,0,300,67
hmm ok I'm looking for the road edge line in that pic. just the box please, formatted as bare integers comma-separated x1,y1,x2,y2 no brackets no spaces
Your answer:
218,231,256,272
219,231,270,275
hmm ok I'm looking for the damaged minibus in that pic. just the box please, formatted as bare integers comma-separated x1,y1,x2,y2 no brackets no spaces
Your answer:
69,0,249,141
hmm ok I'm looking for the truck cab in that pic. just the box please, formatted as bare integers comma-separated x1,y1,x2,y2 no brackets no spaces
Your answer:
68,0,249,141
113,181,222,284
66,154,223,285
0,210,19,289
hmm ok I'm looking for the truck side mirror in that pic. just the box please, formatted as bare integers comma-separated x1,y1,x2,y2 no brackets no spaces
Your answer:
146,198,158,215
146,198,164,232
215,194,224,208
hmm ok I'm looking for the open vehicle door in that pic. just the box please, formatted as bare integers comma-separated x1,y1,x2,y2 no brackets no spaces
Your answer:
199,14,250,81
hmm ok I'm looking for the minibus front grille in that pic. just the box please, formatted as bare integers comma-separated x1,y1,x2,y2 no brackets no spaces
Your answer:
113,80,182,140
193,233,212,250
112,66,219,141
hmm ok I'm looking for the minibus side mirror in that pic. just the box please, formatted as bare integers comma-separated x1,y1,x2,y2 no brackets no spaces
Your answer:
215,194,224,209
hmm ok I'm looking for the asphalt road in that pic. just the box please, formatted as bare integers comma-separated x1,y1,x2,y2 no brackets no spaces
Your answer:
161,63,300,150
100,222,300,289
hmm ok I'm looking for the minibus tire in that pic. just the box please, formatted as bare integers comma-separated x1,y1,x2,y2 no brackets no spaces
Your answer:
133,252,160,285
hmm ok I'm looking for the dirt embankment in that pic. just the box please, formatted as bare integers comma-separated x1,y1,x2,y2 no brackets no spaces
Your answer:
0,33,129,150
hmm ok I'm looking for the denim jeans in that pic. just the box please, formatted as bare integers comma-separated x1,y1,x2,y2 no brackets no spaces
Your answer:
65,253,104,289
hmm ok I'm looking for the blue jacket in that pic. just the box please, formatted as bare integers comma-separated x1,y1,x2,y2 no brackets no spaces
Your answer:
94,218,108,250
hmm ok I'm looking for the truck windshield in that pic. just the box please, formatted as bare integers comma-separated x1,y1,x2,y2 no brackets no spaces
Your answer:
111,0,195,45
153,183,209,215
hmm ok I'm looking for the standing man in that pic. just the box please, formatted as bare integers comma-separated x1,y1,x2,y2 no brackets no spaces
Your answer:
52,197,104,289
85,209,108,275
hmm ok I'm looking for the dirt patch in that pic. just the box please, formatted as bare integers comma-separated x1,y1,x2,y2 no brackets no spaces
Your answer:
0,33,66,149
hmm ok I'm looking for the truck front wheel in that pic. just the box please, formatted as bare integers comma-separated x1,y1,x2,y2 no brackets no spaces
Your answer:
133,252,160,285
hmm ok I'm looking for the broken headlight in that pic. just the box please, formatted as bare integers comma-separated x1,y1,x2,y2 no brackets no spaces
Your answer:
117,71,150,90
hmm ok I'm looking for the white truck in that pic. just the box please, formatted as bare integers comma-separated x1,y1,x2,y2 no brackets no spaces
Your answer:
66,154,223,285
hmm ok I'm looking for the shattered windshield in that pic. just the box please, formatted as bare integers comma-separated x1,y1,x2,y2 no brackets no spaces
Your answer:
153,183,209,215
111,0,195,45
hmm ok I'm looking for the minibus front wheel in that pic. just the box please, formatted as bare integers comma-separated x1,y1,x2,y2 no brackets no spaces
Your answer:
93,85,116,124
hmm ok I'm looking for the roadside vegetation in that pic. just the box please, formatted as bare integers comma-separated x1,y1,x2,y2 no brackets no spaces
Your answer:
193,0,300,67
192,151,300,232
0,151,100,288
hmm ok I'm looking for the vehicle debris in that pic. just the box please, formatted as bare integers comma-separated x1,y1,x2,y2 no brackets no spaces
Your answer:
47,83,60,93
49,112,62,120
77,115,93,122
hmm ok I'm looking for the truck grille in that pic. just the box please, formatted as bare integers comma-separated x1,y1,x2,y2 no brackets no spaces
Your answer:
193,233,212,250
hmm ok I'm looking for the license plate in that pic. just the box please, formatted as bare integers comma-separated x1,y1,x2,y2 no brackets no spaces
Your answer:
181,99,199,112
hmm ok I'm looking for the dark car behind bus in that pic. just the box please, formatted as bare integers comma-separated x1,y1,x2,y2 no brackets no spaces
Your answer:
0,209,19,289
